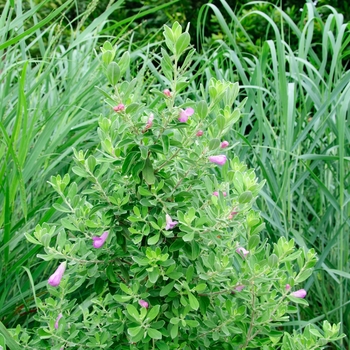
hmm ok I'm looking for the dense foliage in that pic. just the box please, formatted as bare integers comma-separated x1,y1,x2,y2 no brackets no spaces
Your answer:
0,0,349,349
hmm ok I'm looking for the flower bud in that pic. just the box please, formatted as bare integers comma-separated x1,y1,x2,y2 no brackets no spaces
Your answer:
163,89,172,97
235,285,245,292
196,130,204,137
113,104,125,112
55,313,63,329
209,155,227,166
92,231,109,249
48,262,66,287
291,289,307,298
139,300,149,308
220,140,229,148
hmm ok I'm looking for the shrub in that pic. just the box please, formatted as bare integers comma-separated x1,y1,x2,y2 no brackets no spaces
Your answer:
18,22,344,349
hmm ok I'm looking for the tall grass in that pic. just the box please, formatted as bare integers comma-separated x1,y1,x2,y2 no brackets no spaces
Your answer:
0,0,177,332
197,1,350,348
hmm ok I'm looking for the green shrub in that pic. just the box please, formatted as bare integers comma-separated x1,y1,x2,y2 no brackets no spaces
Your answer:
12,22,344,350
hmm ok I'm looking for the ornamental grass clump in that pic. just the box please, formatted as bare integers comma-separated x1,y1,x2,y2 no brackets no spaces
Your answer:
22,23,344,349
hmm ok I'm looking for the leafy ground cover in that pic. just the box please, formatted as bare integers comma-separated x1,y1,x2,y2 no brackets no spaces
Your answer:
0,0,349,349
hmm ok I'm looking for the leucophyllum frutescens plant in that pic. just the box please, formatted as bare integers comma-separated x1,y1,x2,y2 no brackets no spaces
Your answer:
21,23,344,349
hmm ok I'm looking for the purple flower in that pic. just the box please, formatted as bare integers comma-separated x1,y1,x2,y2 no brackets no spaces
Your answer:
209,155,227,166
235,284,245,292
291,289,307,298
285,284,291,291
138,300,149,308
48,262,66,287
236,247,249,258
220,140,229,148
92,231,109,249
196,130,204,137
178,107,194,122
55,313,63,329
165,214,177,230
113,104,125,112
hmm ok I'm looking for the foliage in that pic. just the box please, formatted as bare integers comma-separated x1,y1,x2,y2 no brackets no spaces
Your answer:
7,22,343,349
197,0,350,348
0,0,177,333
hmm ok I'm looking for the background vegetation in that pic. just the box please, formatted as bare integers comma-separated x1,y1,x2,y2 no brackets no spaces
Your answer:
0,0,349,348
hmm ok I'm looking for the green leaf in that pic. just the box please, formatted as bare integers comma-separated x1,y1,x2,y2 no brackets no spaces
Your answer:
187,292,199,310
118,51,130,75
182,231,194,242
169,239,185,252
170,324,178,339
196,100,208,119
24,233,41,245
106,62,120,85
146,305,160,322
295,268,313,283
268,254,279,268
287,296,309,306
148,233,160,245
160,281,175,297
248,235,260,250
148,266,160,284
161,51,173,81
194,283,206,292
142,158,156,185
186,265,195,283
138,186,153,196
209,138,220,150
125,103,141,114
126,304,140,322
114,295,133,302
238,191,253,204
132,256,149,266
120,283,132,295
216,114,225,131
122,152,139,174
186,320,199,327
52,203,71,213
147,328,162,340
175,32,190,56
86,155,96,173
128,326,142,337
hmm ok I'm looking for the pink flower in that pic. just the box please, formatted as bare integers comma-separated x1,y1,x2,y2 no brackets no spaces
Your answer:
139,300,149,308
209,155,227,166
163,89,172,97
48,262,66,287
220,141,229,148
113,104,125,112
196,130,204,137
92,231,109,248
55,313,63,329
144,113,154,131
291,289,307,298
235,285,245,292
213,191,227,197
228,210,238,219
285,284,291,291
165,214,177,230
178,107,194,122
236,247,249,258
